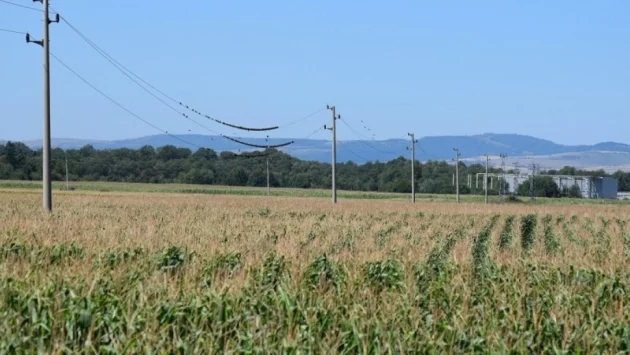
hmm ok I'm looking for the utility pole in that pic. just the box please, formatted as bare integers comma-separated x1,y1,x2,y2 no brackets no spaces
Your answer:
453,148,460,203
326,105,340,204
484,154,489,204
408,133,417,203
65,150,69,190
26,0,59,212
499,153,507,200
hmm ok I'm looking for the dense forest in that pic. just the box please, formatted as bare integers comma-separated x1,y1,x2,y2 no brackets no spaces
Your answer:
1,141,629,196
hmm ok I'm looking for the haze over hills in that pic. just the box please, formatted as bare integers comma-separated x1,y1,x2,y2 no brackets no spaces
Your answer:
17,133,630,172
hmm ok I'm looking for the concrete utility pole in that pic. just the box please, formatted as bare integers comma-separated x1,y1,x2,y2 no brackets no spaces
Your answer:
484,154,489,204
326,105,340,204
453,148,460,203
408,133,417,203
65,150,69,190
499,153,507,200
26,0,59,212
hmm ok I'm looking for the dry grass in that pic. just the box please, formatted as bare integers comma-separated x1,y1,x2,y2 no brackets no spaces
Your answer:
2,191,625,268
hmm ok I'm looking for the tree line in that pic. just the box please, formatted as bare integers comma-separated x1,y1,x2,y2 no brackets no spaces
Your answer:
1,141,628,196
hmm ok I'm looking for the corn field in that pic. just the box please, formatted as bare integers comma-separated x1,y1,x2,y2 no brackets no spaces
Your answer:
1,191,630,353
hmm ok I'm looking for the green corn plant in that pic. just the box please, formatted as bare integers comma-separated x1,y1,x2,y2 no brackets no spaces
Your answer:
542,215,560,256
49,243,84,265
520,214,538,253
302,254,346,291
157,246,186,272
362,258,405,293
556,214,565,226
498,216,515,251
250,253,288,290
204,252,242,280
616,219,630,258
562,222,585,248
472,215,500,278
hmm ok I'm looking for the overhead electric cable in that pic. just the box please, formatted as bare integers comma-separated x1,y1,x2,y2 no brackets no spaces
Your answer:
50,53,204,149
224,136,294,149
0,28,26,35
50,52,294,150
338,140,370,163
339,119,398,155
298,125,326,141
0,0,53,13
278,107,326,128
56,12,277,132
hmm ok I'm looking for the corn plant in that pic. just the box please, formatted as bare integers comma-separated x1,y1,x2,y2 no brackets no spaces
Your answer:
542,214,560,256
498,215,515,251
362,258,405,293
472,215,500,278
520,214,538,253
302,254,346,290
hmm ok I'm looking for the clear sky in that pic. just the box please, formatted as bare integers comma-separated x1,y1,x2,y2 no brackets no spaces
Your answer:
1,0,629,145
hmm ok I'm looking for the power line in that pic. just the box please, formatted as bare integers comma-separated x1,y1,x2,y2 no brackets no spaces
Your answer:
339,119,398,156
0,0,54,13
0,28,26,35
50,53,206,149
278,107,326,128
55,12,277,132
297,125,326,141
54,21,227,139
402,134,427,155
338,140,370,163
224,136,293,149
50,52,294,151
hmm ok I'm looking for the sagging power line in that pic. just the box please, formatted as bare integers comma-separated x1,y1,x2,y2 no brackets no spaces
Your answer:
340,119,398,156
50,53,294,150
55,12,279,133
338,140,371,163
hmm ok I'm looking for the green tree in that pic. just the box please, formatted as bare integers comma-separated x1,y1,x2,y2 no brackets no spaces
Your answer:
181,168,215,185
224,167,248,186
248,168,267,187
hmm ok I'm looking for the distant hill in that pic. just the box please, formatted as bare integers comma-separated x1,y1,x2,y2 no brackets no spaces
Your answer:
20,133,630,172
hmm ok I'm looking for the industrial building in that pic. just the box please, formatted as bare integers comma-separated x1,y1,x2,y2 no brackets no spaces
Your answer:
474,173,618,199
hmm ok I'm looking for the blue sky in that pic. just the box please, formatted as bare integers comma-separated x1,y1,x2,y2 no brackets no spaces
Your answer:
1,0,629,145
